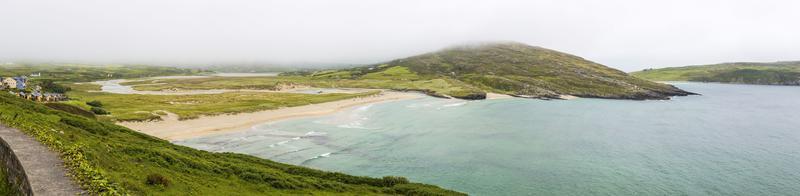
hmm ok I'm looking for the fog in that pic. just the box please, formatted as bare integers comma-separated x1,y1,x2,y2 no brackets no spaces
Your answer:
1,0,799,71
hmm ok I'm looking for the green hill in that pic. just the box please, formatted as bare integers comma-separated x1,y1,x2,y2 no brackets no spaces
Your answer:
631,61,800,85
287,42,695,100
0,94,463,195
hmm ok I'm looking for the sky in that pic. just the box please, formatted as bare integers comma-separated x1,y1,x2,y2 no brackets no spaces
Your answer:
1,0,799,71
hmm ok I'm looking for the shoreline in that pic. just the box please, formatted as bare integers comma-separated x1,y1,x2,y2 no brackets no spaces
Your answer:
118,90,423,141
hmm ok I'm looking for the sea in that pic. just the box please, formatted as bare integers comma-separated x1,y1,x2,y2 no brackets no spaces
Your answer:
177,83,800,195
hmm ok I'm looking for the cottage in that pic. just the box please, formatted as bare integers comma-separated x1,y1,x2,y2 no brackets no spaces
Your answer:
2,77,17,89
13,76,27,89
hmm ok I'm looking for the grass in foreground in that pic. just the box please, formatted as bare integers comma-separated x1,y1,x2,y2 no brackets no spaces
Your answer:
0,94,464,195
0,164,16,195
65,83,380,122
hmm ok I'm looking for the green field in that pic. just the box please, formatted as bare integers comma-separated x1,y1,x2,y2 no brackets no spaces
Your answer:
121,72,482,99
65,83,379,122
0,63,207,83
631,61,800,85
0,94,463,195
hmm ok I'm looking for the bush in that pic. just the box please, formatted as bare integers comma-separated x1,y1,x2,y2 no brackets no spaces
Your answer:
90,107,109,115
39,80,71,93
86,100,103,107
44,103,95,118
145,174,170,187
381,176,409,187
59,116,109,135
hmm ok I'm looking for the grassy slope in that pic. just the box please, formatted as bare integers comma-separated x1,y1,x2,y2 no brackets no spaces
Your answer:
65,83,380,122
631,61,800,85
381,42,693,99
0,94,463,195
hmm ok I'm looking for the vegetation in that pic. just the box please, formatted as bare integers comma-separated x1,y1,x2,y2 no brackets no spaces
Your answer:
631,61,800,85
0,164,16,196
0,63,207,82
86,100,104,107
372,42,694,99
90,107,110,115
65,83,381,121
0,94,463,195
38,79,72,93
44,102,96,118
145,174,171,187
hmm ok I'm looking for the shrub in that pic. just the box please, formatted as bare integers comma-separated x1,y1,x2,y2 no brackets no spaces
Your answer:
90,107,109,115
44,103,95,118
39,80,71,93
59,116,109,135
145,174,170,187
381,176,409,187
86,100,103,107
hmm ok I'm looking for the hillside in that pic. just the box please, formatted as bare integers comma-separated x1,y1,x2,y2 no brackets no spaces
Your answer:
286,42,695,100
631,61,800,85
0,94,463,195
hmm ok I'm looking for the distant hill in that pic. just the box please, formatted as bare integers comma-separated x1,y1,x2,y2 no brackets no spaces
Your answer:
290,42,694,100
0,63,205,82
631,61,800,85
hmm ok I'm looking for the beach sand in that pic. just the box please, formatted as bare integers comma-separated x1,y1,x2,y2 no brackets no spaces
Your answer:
118,91,422,141
486,93,513,99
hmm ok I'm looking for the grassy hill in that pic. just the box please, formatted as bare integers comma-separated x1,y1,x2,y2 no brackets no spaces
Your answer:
285,42,695,100
631,61,800,85
0,94,463,195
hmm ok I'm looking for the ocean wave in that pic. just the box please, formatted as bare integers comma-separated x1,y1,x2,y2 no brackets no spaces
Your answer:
337,120,367,129
355,104,373,111
435,101,469,110
304,131,328,136
442,101,468,107
301,152,333,164
268,140,292,148
405,102,434,108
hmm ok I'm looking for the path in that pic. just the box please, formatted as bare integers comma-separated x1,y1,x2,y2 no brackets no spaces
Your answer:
0,124,83,195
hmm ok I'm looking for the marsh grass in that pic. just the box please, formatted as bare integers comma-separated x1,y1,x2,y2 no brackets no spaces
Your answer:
65,83,381,121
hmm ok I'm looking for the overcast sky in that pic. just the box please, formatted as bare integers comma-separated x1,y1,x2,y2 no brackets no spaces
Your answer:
1,0,799,71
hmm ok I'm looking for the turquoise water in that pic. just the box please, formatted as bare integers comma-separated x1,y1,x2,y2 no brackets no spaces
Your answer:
178,83,800,195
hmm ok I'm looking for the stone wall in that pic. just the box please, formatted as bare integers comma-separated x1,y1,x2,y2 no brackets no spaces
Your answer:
0,135,33,195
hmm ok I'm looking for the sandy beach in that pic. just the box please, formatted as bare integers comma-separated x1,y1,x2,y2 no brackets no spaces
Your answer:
486,93,513,99
118,91,422,141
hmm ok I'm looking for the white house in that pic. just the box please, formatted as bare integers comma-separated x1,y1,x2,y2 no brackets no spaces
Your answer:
1,77,16,89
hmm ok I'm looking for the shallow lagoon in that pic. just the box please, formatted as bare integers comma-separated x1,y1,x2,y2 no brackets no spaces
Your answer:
179,83,800,195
